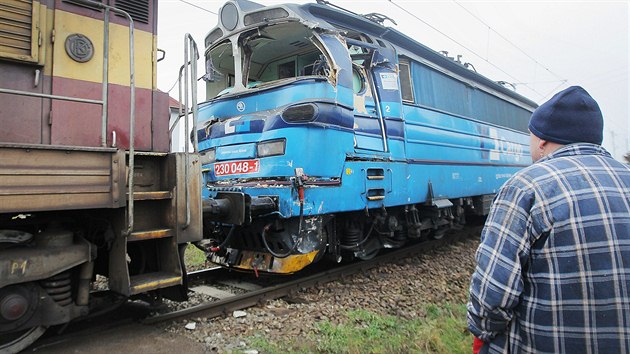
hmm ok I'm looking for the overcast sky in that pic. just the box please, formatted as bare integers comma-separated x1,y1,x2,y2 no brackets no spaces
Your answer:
157,0,629,161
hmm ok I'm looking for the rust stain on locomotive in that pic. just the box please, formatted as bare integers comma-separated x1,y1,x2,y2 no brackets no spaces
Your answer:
229,250,320,274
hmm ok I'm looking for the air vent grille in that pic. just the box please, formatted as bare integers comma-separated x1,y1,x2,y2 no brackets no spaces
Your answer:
0,0,35,60
114,0,149,24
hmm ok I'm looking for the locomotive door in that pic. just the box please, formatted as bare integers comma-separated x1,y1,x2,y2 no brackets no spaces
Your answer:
350,41,400,153
0,1,46,144
368,45,404,157
351,45,387,152
49,2,156,149
49,3,105,147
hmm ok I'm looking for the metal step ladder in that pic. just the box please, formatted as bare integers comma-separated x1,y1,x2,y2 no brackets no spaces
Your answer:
109,34,201,297
109,153,184,296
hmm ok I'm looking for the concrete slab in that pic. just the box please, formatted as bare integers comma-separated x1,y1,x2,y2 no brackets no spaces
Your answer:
190,285,235,299
26,323,205,354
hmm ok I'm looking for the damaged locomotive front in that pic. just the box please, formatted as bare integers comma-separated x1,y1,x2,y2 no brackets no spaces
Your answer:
196,2,356,274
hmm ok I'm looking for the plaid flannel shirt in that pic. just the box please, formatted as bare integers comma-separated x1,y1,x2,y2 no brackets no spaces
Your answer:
467,143,630,353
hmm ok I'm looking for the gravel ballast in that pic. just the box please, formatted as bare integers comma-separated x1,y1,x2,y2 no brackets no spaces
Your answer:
162,236,480,352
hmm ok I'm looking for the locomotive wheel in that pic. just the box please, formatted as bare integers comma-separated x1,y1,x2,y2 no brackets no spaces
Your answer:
0,326,47,353
356,248,379,260
431,226,449,240
431,230,445,240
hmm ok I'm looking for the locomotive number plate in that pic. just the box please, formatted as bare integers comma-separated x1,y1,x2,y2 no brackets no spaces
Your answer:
214,160,260,176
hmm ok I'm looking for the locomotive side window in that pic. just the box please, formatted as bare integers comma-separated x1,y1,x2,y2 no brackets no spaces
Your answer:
409,61,531,132
205,40,234,98
398,60,414,103
0,0,42,63
352,64,376,115
205,21,331,100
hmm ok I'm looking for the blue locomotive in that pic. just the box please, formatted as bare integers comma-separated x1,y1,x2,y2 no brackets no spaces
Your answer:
196,0,537,274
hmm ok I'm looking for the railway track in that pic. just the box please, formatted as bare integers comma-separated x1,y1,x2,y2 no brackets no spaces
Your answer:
26,228,476,351
145,229,474,324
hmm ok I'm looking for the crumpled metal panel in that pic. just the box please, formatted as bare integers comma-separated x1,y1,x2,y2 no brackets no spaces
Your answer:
315,33,353,89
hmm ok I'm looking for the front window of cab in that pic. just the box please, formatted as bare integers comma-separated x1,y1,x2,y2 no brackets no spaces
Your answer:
205,22,330,99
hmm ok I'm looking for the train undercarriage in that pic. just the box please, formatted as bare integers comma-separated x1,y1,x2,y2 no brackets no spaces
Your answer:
201,192,490,274
0,146,201,353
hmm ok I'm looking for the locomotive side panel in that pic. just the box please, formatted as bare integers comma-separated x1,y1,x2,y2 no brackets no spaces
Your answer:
0,0,168,151
0,62,47,144
0,146,125,213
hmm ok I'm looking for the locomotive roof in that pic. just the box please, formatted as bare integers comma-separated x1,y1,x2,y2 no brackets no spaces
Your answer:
209,0,538,109
300,2,538,109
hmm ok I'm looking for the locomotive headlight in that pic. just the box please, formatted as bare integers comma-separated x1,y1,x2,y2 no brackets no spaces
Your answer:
257,139,286,157
220,2,239,31
200,148,216,165
281,103,318,123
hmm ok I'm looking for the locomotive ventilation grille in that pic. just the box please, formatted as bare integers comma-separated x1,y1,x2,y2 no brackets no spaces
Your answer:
208,187,243,192
114,0,149,24
0,0,34,59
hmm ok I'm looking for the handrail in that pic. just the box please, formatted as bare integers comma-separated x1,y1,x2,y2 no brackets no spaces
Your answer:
168,62,192,140
101,7,110,147
0,88,104,104
180,34,200,230
65,0,136,235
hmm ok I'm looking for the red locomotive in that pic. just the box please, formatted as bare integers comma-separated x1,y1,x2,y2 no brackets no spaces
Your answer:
0,0,201,351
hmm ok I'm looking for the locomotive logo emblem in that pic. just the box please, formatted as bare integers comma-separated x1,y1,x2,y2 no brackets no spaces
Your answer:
65,34,94,63
236,101,246,112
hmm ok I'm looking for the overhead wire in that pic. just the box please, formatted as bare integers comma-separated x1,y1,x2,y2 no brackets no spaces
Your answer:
161,1,217,94
539,81,570,101
512,80,573,86
387,0,549,100
177,0,217,15
453,1,566,84
165,76,180,94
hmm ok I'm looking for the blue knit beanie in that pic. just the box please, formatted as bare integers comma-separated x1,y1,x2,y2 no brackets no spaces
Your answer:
529,86,603,145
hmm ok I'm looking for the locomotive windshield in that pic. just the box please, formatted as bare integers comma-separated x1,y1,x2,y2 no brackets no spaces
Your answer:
205,22,331,98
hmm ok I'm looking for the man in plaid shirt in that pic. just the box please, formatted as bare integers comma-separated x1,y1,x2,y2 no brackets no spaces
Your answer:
468,86,630,353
